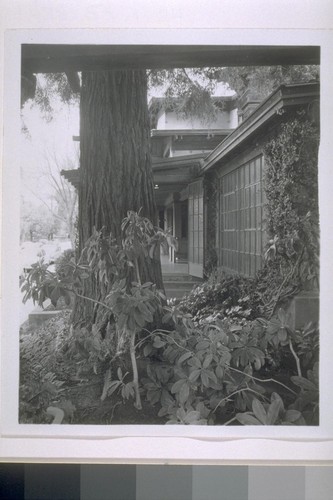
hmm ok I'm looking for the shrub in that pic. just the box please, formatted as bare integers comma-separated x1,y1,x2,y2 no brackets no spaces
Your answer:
54,248,75,276
178,272,260,324
139,305,319,426
19,311,72,423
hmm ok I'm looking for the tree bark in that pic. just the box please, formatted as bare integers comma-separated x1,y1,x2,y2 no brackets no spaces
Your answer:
72,69,163,325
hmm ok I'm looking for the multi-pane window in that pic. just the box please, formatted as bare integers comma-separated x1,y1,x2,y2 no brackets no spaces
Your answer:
218,155,265,276
188,180,204,277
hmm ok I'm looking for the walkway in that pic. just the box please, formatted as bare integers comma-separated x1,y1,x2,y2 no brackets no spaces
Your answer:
161,254,202,300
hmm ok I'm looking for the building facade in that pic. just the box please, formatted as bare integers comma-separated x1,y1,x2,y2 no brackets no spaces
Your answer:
62,82,319,281
154,82,320,279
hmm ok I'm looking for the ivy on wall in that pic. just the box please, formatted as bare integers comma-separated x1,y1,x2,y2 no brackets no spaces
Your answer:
203,110,320,319
260,112,320,315
264,113,319,279
204,171,218,276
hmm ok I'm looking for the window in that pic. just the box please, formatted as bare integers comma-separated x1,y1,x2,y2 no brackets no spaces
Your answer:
188,180,204,277
218,155,265,276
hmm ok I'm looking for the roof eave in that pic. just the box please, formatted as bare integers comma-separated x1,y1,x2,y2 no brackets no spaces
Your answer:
151,128,233,137
202,82,320,173
152,153,206,170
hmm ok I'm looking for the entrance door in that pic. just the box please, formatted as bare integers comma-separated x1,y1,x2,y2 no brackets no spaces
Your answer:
188,179,204,278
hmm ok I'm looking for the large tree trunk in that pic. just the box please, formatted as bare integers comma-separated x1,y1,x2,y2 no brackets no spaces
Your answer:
72,69,163,325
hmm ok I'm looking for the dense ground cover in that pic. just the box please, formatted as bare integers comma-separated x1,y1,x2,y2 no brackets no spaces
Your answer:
19,269,319,426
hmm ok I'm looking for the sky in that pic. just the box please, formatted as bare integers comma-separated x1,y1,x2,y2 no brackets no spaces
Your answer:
20,95,80,206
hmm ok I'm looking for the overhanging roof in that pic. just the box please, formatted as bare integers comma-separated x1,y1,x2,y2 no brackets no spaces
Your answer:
202,81,320,172
62,82,320,204
153,154,203,205
62,153,204,192
22,45,320,74
153,153,205,170
151,129,232,137
61,169,80,188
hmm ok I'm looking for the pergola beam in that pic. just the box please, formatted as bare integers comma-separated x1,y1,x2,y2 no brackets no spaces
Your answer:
21,44,320,74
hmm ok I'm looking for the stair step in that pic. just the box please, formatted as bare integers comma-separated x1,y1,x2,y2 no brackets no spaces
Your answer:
163,274,201,282
165,290,192,299
164,285,199,300
164,286,195,292
162,273,203,300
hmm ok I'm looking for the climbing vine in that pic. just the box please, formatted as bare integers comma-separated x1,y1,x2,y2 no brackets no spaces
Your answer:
204,171,218,276
260,112,320,315
200,112,320,320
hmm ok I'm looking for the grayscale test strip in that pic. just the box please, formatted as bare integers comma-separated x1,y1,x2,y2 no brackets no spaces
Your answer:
0,464,332,499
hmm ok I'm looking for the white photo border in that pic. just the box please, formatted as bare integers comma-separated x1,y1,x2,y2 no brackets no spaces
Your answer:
1,25,333,463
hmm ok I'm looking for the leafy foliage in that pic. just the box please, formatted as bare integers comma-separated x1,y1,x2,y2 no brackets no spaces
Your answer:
290,362,319,424
27,73,80,121
178,271,260,324
236,392,304,426
55,248,76,276
19,311,74,423
264,114,319,285
21,212,168,411
20,208,319,425
148,68,222,126
139,302,319,426
215,65,319,100
21,258,72,308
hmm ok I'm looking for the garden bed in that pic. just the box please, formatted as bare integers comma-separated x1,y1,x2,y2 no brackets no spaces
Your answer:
19,311,164,425
19,290,319,427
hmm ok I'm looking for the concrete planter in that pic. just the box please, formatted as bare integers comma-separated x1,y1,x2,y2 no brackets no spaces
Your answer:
286,291,319,330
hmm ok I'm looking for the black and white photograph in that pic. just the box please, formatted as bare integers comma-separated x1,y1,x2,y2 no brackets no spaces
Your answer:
16,43,321,429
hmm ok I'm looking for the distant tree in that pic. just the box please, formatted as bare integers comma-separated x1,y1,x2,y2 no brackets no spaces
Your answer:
42,152,78,246
147,64,319,125
20,199,56,242
148,68,222,125
23,152,78,246
213,65,319,100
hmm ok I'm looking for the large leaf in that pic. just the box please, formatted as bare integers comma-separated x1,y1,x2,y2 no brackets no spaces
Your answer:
160,389,175,408
201,371,210,388
50,286,61,306
188,356,202,369
143,343,153,357
266,398,283,425
284,409,303,423
232,345,265,369
236,413,262,425
177,352,193,366
179,382,190,404
133,310,146,328
291,376,317,392
278,327,288,343
183,410,204,424
153,337,166,349
215,365,224,379
196,340,211,351
203,353,213,369
171,378,186,394
252,399,267,424
266,317,281,336
189,369,201,383
277,307,287,325
146,388,161,405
